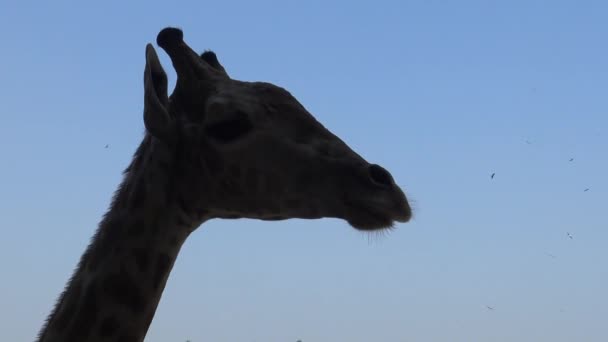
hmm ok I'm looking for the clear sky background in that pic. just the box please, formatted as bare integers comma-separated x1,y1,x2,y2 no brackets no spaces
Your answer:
1,1,607,341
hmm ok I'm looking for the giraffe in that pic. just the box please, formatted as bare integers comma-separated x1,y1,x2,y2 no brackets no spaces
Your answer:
36,27,412,342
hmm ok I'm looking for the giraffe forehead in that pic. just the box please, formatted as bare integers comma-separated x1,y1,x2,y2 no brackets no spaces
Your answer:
206,84,264,112
212,81,297,105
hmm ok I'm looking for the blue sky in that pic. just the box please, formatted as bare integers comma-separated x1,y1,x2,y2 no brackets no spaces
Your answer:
1,0,607,341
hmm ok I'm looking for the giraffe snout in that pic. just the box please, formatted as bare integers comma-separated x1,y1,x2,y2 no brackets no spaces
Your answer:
341,163,412,229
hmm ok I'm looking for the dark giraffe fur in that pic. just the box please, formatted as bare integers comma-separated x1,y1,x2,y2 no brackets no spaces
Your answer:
37,27,411,342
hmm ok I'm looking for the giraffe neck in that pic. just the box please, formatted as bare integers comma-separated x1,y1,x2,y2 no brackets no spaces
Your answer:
37,136,203,342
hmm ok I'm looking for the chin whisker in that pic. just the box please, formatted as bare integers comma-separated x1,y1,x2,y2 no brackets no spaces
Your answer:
363,225,393,245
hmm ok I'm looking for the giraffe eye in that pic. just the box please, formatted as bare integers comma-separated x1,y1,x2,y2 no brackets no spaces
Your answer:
204,111,253,143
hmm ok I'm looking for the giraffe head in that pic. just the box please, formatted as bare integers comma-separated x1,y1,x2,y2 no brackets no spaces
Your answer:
143,27,411,231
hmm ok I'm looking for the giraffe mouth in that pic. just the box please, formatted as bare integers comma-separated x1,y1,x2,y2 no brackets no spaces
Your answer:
344,199,411,231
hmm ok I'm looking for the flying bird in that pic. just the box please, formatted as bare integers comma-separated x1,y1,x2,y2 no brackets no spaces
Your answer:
490,173,495,179
584,188,589,192
567,232,573,240
569,158,574,162
486,306,495,311
104,144,109,149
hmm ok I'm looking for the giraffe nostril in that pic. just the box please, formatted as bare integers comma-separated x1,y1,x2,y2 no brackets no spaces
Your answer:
368,164,394,187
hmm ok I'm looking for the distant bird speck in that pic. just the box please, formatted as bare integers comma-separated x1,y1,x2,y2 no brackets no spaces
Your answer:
584,188,589,192
490,173,495,179
569,158,574,162
104,144,109,149
567,232,573,240
525,140,532,144
486,305,495,311
545,253,557,259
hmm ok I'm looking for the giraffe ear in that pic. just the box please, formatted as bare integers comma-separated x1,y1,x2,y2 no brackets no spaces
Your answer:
144,44,175,144
201,50,229,78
